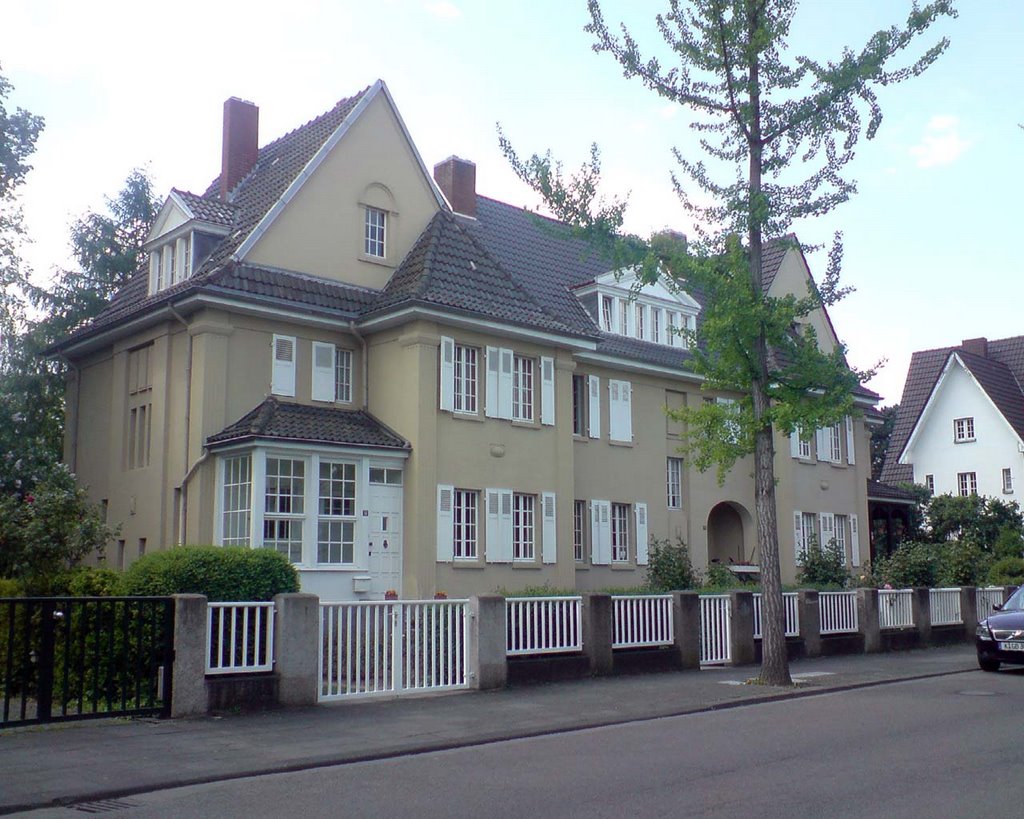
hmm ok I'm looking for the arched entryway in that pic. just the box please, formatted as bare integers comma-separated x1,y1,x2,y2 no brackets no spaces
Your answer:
707,502,752,566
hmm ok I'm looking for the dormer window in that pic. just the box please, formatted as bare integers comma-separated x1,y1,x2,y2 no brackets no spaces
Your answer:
365,207,386,258
583,272,700,350
149,232,195,294
601,295,614,331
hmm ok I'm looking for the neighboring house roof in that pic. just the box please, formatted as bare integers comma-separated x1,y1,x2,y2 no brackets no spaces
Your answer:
881,336,1024,484
206,397,410,450
866,478,918,504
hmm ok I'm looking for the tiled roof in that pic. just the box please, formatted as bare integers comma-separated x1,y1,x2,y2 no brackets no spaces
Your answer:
881,336,1024,484
206,397,409,450
207,265,379,316
761,233,795,291
373,210,591,337
172,189,236,226
867,478,918,503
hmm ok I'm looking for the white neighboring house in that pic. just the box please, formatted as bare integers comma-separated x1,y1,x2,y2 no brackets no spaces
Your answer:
883,336,1024,500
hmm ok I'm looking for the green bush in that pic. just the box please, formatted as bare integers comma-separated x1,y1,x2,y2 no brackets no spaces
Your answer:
59,567,126,597
123,546,299,601
993,526,1024,561
645,536,700,591
703,565,737,590
937,540,992,587
870,540,939,588
797,539,848,588
988,557,1024,587
493,584,577,597
0,577,23,597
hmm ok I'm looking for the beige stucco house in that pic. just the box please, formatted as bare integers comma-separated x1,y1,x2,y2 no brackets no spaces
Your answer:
55,81,878,601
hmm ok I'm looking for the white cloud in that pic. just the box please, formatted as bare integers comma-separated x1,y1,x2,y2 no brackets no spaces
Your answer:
425,1,461,19
909,115,970,168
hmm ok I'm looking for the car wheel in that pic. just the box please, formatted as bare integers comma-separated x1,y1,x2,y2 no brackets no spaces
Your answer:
978,657,1001,672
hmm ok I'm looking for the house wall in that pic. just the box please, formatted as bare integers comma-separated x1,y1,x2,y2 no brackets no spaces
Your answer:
904,361,1024,499
243,93,441,289
766,248,838,352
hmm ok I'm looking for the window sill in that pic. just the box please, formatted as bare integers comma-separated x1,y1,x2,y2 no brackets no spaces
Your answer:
450,559,484,568
449,410,483,423
609,439,634,448
510,419,538,429
513,561,542,569
611,562,635,571
358,253,394,268
954,438,976,444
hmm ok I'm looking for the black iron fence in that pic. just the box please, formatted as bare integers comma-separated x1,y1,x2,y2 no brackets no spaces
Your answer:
1,597,175,727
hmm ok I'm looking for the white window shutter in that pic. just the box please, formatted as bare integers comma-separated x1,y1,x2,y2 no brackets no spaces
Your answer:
271,335,296,397
311,342,335,402
485,346,500,418
609,380,632,442
635,503,649,566
588,375,601,439
793,510,805,560
845,416,856,465
499,348,514,420
540,356,555,426
436,485,454,562
485,489,501,563
790,427,802,458
850,514,861,566
439,336,455,411
819,512,835,548
541,491,557,564
621,381,632,441
599,501,612,565
499,489,514,562
591,500,612,565
815,428,829,463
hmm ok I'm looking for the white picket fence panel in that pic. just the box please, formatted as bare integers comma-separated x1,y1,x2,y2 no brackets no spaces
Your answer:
319,600,469,701
819,591,858,635
206,602,275,675
752,593,800,639
976,587,1006,620
506,597,583,656
699,595,731,665
611,595,674,649
878,589,914,629
929,588,962,626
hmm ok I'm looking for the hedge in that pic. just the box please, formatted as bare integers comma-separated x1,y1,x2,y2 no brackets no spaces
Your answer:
122,546,299,601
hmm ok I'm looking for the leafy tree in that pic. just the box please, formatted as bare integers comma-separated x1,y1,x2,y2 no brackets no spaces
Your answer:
927,493,1023,548
501,0,954,684
871,404,898,480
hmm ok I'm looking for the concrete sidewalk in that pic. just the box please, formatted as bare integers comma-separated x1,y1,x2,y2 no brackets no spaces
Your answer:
0,645,980,815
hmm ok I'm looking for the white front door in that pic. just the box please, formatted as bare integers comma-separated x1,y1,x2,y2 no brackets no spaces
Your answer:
367,472,403,598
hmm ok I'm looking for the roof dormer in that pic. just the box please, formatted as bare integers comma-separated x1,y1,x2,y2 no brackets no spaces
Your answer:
143,190,234,295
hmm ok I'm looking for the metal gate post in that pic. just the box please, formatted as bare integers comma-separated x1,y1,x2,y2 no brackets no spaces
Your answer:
36,600,56,722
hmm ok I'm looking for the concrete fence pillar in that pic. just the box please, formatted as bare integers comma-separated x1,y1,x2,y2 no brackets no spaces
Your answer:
672,592,701,670
960,586,978,641
171,594,209,718
857,588,881,653
469,595,507,690
729,590,755,666
582,593,614,676
798,590,821,658
273,593,320,707
912,587,932,645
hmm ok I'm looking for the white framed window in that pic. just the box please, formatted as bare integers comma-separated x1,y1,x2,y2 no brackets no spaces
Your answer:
666,312,678,347
272,335,296,397
263,457,305,563
453,344,478,413
573,500,586,563
794,510,816,559
953,417,975,442
513,493,535,561
512,355,534,422
666,457,682,509
611,502,630,562
1003,468,1014,494
317,461,356,564
635,303,646,340
829,423,842,463
957,471,977,497
335,348,352,403
364,206,386,258
572,374,586,436
453,489,479,559
651,308,662,344
834,514,848,561
222,455,252,546
618,299,629,336
791,426,812,459
600,295,614,331
925,474,935,494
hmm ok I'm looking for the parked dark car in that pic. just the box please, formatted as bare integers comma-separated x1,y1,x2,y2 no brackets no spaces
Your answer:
976,586,1024,671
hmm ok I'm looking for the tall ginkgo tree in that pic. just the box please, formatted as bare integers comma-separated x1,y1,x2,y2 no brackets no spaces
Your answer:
502,0,956,684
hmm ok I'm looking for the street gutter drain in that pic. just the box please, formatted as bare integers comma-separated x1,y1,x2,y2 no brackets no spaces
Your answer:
68,798,142,813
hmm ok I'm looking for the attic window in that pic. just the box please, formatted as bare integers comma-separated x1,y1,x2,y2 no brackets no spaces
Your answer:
365,207,386,258
595,290,697,349
149,233,194,294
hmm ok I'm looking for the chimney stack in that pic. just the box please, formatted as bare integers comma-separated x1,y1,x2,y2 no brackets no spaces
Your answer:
433,156,476,218
221,97,259,201
962,337,988,358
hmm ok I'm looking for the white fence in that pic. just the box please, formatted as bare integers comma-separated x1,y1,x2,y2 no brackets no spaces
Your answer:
976,587,1006,620
506,597,583,656
929,588,962,626
612,595,674,649
699,595,731,665
878,589,914,629
319,600,469,700
206,602,275,675
819,591,859,635
752,593,800,639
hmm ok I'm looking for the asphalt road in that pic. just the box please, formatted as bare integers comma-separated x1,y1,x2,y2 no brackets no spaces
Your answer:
24,669,1024,818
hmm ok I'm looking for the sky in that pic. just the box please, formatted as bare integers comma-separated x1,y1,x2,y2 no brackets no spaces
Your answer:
2,0,1022,406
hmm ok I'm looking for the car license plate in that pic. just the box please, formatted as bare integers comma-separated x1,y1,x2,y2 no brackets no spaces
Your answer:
998,641,1024,651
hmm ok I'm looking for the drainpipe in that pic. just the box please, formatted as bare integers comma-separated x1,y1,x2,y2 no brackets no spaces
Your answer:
169,304,199,545
349,320,368,410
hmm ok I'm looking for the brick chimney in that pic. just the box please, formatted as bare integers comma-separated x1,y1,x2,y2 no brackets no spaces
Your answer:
962,337,988,358
433,156,476,218
221,97,259,201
